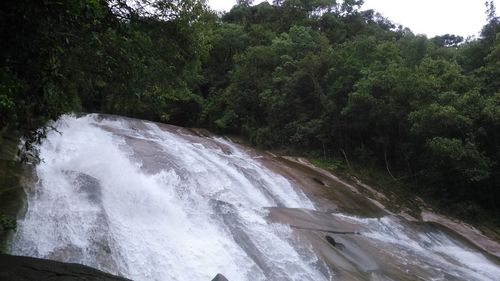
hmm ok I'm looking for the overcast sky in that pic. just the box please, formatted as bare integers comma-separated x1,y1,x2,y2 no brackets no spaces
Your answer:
208,0,499,38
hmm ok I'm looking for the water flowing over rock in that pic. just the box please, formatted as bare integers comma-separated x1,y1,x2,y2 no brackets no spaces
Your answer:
9,114,500,281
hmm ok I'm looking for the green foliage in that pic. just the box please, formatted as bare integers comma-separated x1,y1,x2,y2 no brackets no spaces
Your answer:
0,214,16,232
483,92,500,124
310,156,346,172
202,1,500,214
427,137,492,182
1,0,499,217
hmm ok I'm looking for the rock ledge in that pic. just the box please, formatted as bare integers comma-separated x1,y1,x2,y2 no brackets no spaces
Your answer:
0,254,130,281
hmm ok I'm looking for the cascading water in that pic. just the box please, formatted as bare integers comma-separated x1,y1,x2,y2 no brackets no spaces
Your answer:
10,114,328,281
9,114,500,281
330,214,500,280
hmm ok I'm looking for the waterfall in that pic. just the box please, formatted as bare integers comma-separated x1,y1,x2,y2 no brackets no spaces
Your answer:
10,114,500,281
11,114,328,281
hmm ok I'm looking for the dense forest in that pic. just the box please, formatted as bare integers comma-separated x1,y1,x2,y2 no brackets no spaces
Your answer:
1,0,499,223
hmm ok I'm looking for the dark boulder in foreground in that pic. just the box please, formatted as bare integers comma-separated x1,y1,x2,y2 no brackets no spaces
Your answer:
211,273,229,281
0,254,130,281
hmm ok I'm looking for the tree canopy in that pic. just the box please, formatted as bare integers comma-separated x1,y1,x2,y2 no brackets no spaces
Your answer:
1,0,499,220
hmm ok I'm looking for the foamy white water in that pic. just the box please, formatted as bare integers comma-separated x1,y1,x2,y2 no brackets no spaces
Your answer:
332,214,500,281
9,114,500,281
11,114,325,281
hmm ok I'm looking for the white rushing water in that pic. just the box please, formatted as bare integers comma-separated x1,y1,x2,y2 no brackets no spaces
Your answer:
10,114,500,281
11,114,328,281
332,214,500,281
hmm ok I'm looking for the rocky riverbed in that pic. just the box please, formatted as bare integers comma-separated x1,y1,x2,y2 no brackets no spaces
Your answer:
2,114,500,280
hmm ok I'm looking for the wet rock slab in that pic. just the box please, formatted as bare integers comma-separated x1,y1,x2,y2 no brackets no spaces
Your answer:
422,210,500,259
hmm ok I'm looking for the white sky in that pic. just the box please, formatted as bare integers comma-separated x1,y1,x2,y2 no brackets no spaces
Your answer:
208,0,499,38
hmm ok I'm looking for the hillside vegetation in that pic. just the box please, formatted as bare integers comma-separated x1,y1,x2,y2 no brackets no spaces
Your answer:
1,0,499,225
